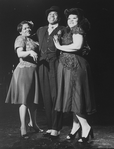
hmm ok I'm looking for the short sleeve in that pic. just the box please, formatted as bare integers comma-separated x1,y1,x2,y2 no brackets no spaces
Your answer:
14,35,26,51
71,26,84,35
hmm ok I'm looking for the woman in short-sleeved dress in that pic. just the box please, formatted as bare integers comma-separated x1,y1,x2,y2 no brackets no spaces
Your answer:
53,8,96,142
5,21,43,138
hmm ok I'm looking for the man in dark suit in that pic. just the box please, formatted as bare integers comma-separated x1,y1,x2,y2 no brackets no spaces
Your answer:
36,6,64,138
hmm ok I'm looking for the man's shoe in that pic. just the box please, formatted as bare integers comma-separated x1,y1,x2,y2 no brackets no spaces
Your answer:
43,133,51,137
49,130,60,140
49,135,59,140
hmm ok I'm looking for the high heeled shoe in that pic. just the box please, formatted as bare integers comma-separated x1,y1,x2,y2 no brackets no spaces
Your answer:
66,127,81,140
28,124,43,133
20,134,29,139
20,127,29,139
78,127,94,143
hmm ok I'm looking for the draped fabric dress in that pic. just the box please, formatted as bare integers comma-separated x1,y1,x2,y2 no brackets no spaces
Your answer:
5,35,39,106
55,27,96,117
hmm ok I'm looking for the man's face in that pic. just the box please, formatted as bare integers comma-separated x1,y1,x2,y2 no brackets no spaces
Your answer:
47,11,58,24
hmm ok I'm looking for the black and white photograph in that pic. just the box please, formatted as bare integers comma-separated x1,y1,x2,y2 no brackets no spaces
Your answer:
0,0,114,148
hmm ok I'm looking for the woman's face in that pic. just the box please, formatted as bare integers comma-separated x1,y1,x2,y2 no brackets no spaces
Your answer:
67,14,78,28
47,11,58,24
20,24,31,37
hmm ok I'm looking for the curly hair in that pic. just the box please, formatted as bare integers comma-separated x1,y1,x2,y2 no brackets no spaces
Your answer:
17,20,34,33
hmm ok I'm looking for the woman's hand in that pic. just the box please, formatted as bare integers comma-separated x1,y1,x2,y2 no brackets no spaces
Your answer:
29,50,38,62
53,35,59,41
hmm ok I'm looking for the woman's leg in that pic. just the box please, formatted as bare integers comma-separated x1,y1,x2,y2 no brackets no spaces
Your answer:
70,113,80,134
19,104,27,136
76,115,91,138
28,108,33,127
66,113,80,139
28,104,43,132
28,104,38,127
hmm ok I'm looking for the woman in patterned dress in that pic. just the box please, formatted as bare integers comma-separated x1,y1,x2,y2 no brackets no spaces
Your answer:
53,8,96,142
5,21,43,138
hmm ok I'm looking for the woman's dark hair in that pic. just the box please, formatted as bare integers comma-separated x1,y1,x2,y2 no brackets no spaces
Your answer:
64,8,84,25
17,20,34,33
64,8,90,32
79,17,90,33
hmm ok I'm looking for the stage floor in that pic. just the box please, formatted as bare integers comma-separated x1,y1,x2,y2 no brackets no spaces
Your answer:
0,103,114,149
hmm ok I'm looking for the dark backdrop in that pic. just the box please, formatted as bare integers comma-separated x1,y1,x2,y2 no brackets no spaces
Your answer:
0,0,114,122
